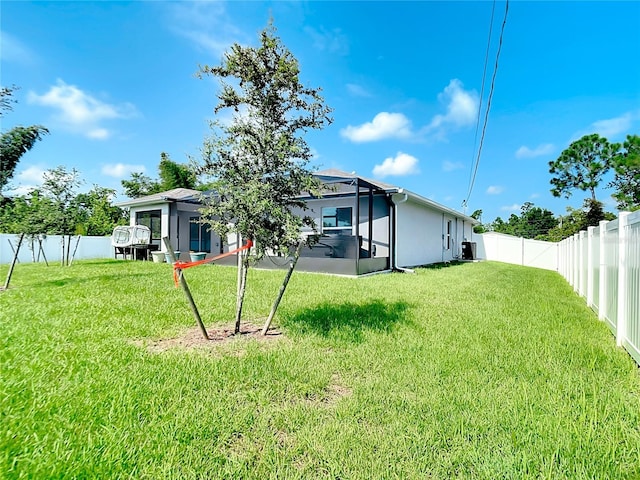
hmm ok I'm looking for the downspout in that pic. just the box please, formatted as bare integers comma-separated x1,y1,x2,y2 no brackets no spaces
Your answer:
355,179,360,275
441,213,445,262
390,190,413,273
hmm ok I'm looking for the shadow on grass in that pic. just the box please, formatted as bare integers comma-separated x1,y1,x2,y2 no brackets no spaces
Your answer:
33,272,155,289
282,300,411,344
419,260,467,270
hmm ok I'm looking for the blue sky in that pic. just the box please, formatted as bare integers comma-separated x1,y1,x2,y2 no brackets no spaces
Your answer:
2,1,639,223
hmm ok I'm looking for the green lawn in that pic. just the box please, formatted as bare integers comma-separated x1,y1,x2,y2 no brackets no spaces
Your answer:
1,260,639,479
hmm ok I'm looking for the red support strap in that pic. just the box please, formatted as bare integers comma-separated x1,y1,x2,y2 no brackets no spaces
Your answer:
172,239,253,287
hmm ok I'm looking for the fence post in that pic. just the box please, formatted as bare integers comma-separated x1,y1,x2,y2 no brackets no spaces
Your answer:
598,220,608,320
573,233,582,295
567,236,573,286
581,230,589,297
616,212,630,347
587,226,595,307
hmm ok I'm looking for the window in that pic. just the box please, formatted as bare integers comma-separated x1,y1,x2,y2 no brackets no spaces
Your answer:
445,220,452,250
136,210,161,241
322,207,352,234
189,217,211,253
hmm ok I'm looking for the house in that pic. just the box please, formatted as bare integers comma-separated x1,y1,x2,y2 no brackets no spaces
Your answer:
117,170,479,275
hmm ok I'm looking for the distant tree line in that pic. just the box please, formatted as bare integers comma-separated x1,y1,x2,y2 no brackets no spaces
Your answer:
475,133,639,241
0,166,127,237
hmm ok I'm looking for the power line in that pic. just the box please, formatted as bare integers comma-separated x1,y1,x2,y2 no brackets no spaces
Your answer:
464,0,509,208
467,0,496,202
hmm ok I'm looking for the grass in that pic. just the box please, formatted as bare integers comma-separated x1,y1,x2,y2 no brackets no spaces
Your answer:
1,259,639,479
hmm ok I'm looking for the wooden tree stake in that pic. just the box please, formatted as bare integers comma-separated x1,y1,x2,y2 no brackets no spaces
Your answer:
3,233,25,291
261,240,303,335
162,237,209,340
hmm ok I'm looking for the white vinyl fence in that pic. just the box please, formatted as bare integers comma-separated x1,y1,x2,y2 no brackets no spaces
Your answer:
0,234,113,265
558,211,640,366
475,232,558,271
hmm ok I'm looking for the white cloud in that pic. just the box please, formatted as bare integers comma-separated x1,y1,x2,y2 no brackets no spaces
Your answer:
530,193,540,199
166,2,244,58
425,79,478,138
346,83,372,98
442,160,464,172
0,30,36,65
590,112,633,138
571,111,639,142
341,112,412,143
486,185,504,195
17,165,47,183
340,80,477,143
501,204,520,212
304,26,349,55
372,152,419,178
3,165,47,196
101,163,146,178
27,79,137,140
515,143,555,159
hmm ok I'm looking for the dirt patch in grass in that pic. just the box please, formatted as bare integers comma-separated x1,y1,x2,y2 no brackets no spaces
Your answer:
135,321,283,353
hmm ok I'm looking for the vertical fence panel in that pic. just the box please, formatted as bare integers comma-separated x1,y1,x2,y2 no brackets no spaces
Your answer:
591,225,600,311
598,220,608,320
603,219,620,334
579,231,588,298
622,212,640,364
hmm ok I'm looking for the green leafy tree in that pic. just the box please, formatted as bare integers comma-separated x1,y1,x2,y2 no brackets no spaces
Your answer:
76,186,128,236
121,172,161,198
544,199,615,242
609,134,640,211
489,202,557,239
159,152,197,190
197,21,333,333
121,152,198,198
40,166,84,235
0,190,56,235
549,133,617,200
1,86,49,193
517,202,558,239
470,209,486,234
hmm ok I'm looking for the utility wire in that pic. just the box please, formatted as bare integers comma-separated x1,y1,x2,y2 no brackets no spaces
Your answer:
466,0,496,207
464,0,509,208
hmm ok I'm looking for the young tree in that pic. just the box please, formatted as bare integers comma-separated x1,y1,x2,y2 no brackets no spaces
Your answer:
0,86,49,193
549,133,616,200
609,134,640,211
197,21,333,334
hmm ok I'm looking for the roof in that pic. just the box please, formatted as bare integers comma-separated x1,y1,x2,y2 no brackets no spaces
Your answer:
116,188,202,207
314,169,479,225
116,170,478,225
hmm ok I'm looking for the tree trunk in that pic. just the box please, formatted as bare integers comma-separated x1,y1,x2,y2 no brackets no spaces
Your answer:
262,240,303,335
60,236,65,266
234,249,249,334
